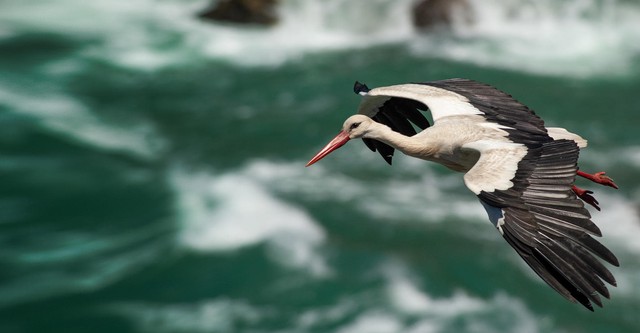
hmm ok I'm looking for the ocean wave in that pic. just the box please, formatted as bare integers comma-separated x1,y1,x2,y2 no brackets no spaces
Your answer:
112,259,544,333
0,0,413,69
366,260,545,333
0,85,166,160
380,259,484,316
6,0,637,77
200,0,415,66
112,299,264,333
333,295,539,333
579,146,640,172
411,0,640,77
169,166,330,276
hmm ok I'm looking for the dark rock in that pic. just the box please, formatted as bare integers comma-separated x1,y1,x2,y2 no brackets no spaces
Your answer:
199,0,279,26
412,0,472,29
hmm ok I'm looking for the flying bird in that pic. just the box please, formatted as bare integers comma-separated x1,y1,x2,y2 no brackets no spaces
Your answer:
306,78,619,310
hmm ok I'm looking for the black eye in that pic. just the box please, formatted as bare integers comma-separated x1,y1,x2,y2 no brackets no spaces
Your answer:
350,122,361,130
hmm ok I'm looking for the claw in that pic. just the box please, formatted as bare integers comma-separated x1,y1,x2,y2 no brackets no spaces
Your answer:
572,185,601,211
577,170,619,189
592,172,619,189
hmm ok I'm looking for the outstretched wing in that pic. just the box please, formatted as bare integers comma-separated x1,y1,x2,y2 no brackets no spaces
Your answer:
356,78,549,164
465,139,619,310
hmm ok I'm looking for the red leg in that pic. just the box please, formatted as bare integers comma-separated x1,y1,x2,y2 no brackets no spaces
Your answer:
572,185,601,211
576,170,619,189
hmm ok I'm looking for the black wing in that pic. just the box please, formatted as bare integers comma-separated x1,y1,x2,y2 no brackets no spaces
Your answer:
478,140,619,311
353,81,431,165
424,78,551,146
438,79,619,309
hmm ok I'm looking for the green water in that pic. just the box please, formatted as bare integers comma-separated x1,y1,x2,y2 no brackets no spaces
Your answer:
1,0,640,332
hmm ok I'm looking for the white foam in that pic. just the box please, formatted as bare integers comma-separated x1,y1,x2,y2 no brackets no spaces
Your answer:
579,145,640,171
595,194,640,253
389,274,484,317
379,259,546,333
170,166,329,276
200,0,416,66
620,146,640,168
115,293,542,333
411,0,640,77
0,0,415,69
0,0,206,70
5,0,639,76
327,259,543,333
296,297,359,329
381,260,484,316
114,299,263,333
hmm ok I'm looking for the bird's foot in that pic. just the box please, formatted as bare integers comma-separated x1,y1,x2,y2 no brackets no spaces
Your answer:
577,170,619,189
572,185,601,211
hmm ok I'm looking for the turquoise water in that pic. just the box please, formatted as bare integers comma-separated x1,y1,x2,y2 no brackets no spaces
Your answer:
1,0,640,332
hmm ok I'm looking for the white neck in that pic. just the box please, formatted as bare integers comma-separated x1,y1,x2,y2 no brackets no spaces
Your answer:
366,123,439,158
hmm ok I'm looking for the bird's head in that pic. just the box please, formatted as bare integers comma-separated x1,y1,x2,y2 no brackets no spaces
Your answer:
342,114,374,139
306,115,374,167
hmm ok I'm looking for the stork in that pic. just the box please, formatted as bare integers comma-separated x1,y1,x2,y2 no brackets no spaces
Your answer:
306,79,619,311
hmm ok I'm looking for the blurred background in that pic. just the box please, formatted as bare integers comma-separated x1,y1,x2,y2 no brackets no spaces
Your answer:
1,0,639,332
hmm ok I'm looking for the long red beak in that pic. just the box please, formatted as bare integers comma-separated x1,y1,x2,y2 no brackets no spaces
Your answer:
306,130,350,167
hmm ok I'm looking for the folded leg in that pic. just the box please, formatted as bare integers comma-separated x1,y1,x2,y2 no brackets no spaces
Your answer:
572,185,600,211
